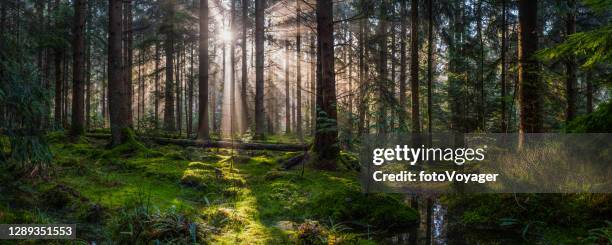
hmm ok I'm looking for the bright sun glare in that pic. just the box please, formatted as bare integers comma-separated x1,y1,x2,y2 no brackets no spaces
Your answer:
220,30,233,42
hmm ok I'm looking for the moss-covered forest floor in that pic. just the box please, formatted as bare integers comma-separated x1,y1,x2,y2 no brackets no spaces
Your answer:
0,132,417,244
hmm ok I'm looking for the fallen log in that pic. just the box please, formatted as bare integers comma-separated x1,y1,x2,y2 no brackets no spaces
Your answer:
86,133,308,152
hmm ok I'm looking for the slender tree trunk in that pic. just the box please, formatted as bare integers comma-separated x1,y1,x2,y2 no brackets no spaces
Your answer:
63,56,69,129
211,45,218,133
85,35,92,131
285,40,291,134
155,43,160,129
477,0,485,130
231,0,239,136
427,0,434,136
124,0,133,127
296,0,302,139
357,2,368,135
313,0,339,169
241,0,250,129
425,198,433,245
310,34,316,136
188,44,194,137
377,1,388,135
501,0,507,132
518,0,541,144
108,0,130,145
399,0,408,131
54,51,63,128
176,44,183,134
565,0,576,122
102,62,107,127
254,0,265,139
411,0,420,133
164,7,176,132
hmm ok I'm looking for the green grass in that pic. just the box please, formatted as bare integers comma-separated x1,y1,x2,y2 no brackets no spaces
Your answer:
0,133,417,244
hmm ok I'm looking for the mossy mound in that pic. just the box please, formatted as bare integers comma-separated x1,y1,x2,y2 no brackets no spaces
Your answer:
311,189,418,231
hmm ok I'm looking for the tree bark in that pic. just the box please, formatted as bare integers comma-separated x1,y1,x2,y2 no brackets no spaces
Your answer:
400,0,408,131
285,40,292,134
410,0,420,133
427,0,433,135
377,0,388,135
54,50,63,128
124,0,133,127
254,0,265,139
310,33,316,136
163,0,176,132
477,0,485,130
241,0,250,129
313,0,339,169
155,43,160,129
85,34,92,131
296,0,302,139
501,0,507,132
518,0,541,143
108,0,130,145
176,44,183,134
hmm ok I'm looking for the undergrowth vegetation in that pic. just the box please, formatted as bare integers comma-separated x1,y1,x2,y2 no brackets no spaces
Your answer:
0,132,417,244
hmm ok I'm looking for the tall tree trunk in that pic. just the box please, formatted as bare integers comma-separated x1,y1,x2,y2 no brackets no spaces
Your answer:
296,0,302,139
357,1,368,135
124,0,133,127
500,0,507,132
54,50,63,128
188,44,194,137
518,0,541,144
411,0,420,133
108,0,130,145
102,62,107,127
313,0,339,169
254,0,265,139
565,0,576,122
63,55,69,129
427,0,434,136
230,0,238,136
164,4,176,132
211,45,218,133
85,35,92,131
155,43,160,129
176,44,183,134
377,1,388,135
285,40,291,134
400,0,408,131
310,33,316,136
477,0,485,130
241,0,250,129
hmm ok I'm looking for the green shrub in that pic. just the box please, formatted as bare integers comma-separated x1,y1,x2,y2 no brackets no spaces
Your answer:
311,189,417,231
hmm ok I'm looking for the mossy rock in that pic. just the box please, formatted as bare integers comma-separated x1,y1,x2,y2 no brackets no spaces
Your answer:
180,169,216,188
207,207,244,229
187,161,215,170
